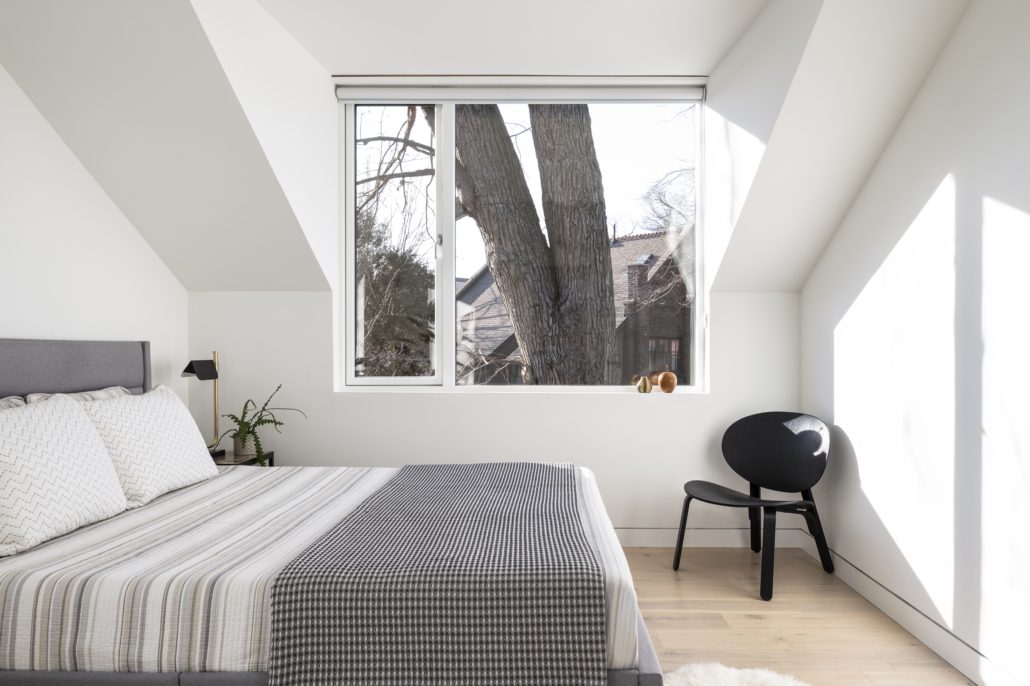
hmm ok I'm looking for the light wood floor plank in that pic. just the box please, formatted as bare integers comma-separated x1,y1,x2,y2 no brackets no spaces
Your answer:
625,547,972,685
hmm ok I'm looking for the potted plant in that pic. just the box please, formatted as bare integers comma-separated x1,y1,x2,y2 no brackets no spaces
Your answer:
216,385,305,466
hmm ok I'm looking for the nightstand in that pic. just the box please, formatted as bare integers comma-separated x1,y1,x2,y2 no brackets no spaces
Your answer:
213,451,275,467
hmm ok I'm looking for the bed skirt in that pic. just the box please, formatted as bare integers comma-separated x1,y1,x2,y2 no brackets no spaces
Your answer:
0,611,662,686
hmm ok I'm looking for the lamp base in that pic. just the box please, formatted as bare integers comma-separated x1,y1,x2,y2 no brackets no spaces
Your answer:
208,448,226,458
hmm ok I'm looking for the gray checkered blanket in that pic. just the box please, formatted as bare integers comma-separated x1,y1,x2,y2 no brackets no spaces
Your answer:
268,462,607,686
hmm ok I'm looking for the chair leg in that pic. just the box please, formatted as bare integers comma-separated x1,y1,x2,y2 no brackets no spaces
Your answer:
673,496,692,571
801,489,834,573
748,484,761,553
760,508,777,601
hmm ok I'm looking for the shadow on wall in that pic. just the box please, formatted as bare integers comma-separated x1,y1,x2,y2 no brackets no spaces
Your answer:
806,10,1030,679
821,428,952,631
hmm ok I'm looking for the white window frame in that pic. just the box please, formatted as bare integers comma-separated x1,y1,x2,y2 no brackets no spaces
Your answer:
338,77,707,393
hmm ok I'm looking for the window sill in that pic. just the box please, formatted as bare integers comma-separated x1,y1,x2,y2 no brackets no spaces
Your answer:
334,384,709,395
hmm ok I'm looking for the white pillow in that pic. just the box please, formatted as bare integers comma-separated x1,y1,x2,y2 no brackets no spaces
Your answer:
0,396,128,557
81,385,218,508
0,396,25,410
27,386,130,404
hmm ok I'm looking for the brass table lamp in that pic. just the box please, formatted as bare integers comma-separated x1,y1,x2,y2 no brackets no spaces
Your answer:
182,351,224,457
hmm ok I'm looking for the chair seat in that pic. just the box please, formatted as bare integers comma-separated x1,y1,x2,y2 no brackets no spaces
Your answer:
684,480,803,509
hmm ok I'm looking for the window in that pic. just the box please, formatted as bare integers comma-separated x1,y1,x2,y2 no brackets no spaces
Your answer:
340,80,704,390
649,338,682,381
352,105,438,380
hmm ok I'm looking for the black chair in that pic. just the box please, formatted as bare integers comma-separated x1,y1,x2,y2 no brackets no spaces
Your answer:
672,411,835,600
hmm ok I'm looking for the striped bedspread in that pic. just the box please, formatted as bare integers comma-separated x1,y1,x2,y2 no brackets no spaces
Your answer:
0,464,638,673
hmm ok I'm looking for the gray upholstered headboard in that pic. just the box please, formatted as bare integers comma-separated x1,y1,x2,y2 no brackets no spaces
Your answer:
0,338,151,398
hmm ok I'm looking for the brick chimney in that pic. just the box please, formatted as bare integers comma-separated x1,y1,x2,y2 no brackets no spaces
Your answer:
627,254,653,302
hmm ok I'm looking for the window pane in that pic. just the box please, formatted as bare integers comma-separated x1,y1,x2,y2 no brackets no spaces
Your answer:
454,103,696,386
353,105,437,378
648,337,683,381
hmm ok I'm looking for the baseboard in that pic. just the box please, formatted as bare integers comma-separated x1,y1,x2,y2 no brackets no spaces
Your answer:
796,534,1021,686
616,527,802,548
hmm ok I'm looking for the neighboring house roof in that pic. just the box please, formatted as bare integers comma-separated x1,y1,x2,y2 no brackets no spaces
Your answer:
456,230,684,358
455,265,515,358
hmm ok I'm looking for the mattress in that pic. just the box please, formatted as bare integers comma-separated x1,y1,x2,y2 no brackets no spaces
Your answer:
0,465,638,673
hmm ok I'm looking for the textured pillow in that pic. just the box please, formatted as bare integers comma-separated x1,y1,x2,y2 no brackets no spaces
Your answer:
0,396,25,410
0,396,128,557
27,386,130,404
81,386,218,508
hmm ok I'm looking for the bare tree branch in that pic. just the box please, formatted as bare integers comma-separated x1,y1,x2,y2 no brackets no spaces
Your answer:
356,168,436,186
422,104,479,223
357,136,435,156
356,106,428,214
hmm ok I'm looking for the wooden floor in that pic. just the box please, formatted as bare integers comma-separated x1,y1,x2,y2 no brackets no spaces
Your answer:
626,548,972,686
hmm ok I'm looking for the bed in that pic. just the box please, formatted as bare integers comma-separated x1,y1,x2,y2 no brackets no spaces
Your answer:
0,338,662,686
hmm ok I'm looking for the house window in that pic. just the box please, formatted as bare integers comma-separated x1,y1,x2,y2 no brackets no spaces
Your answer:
340,80,704,390
649,338,681,379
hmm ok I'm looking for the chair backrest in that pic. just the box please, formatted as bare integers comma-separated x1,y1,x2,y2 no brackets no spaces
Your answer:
721,412,830,493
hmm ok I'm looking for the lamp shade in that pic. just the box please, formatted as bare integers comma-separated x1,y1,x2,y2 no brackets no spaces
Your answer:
182,359,218,381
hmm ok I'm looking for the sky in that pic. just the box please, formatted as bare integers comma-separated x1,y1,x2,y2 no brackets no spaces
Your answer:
354,103,697,280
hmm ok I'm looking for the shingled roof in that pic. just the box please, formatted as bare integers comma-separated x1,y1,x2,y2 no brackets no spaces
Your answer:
456,230,682,358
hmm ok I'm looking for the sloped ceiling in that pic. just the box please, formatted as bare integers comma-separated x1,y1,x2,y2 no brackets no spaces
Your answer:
0,0,328,291
0,0,975,295
702,0,824,292
190,0,339,287
255,0,768,76
713,0,971,292
706,0,822,144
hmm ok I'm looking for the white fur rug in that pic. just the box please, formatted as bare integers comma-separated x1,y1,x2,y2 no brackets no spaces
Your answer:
664,663,812,686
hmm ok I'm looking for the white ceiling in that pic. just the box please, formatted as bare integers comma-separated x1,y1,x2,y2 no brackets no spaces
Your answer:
256,0,768,76
0,0,328,291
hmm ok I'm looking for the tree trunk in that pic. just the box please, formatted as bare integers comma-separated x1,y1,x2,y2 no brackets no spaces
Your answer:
448,104,617,384
453,105,561,383
530,105,618,384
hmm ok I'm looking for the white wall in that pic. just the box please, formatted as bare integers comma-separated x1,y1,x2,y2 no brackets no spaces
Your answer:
0,64,189,395
801,1,1030,684
190,290,799,543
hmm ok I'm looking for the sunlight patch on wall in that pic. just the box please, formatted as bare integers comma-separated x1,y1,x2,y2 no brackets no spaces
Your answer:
833,174,956,623
980,195,1030,685
702,108,765,291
